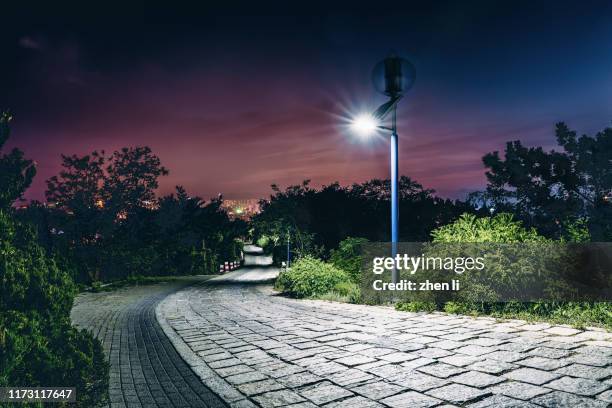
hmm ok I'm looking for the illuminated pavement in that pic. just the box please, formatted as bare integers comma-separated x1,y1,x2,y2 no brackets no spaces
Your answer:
71,278,227,408
159,284,612,408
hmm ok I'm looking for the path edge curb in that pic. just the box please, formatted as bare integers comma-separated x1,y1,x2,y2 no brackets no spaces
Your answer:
155,293,254,408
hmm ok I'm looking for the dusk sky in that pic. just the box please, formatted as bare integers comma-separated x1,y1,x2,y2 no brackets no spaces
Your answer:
2,3,612,201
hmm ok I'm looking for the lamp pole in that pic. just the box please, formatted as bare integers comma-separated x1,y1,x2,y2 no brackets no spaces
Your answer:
286,227,291,269
348,54,415,284
390,106,399,283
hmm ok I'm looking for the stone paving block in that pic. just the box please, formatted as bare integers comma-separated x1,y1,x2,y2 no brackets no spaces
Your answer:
253,389,306,407
358,347,397,357
503,367,560,385
429,339,465,350
307,361,346,376
353,360,389,371
466,337,506,347
335,355,377,367
438,354,479,367
553,363,612,380
298,381,353,405
379,351,417,363
380,391,443,407
454,345,497,357
417,362,468,378
544,376,609,396
209,358,243,369
351,381,404,400
324,395,384,407
327,368,374,386
543,326,581,336
531,390,609,407
236,379,284,396
277,371,322,388
414,347,453,359
466,359,517,375
527,346,572,359
225,371,269,385
468,394,540,407
368,363,406,379
230,399,259,408
400,357,436,370
489,381,551,400
497,342,538,354
517,356,571,371
392,371,449,392
596,389,612,403
343,343,374,352
425,383,490,404
484,350,526,363
451,370,505,388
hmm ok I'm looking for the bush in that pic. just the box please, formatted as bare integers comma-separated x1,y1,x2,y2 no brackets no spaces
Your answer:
0,211,109,407
431,213,546,243
276,256,350,298
329,237,368,284
396,301,437,313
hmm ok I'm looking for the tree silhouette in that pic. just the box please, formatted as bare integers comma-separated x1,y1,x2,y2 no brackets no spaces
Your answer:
480,122,611,239
0,112,36,209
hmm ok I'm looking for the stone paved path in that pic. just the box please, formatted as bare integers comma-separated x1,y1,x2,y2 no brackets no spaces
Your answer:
71,278,228,408
158,283,612,408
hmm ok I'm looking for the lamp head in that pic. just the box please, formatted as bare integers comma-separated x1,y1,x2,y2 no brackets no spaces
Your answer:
350,113,379,138
372,55,416,97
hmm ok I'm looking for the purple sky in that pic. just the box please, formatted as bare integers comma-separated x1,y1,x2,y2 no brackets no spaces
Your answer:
2,4,612,201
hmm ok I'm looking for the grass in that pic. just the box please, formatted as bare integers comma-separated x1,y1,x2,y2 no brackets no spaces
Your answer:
395,300,612,331
85,274,215,293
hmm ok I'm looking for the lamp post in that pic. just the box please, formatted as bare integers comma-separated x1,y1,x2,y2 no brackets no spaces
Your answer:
350,54,416,283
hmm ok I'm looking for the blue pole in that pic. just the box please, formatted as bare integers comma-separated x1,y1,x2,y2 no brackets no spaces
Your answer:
391,128,399,284
287,229,291,268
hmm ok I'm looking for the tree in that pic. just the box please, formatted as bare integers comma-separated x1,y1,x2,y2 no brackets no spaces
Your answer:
480,123,612,239
0,112,36,209
0,113,108,406
252,177,470,263
44,147,168,282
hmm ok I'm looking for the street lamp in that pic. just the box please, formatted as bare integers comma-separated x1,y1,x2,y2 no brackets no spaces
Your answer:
349,54,416,283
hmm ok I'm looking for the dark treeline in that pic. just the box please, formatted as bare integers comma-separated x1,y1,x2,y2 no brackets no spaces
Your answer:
17,147,246,284
252,177,473,262
253,122,611,262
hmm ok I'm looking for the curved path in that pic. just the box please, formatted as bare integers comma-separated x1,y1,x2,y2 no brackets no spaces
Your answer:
71,278,227,408
158,283,612,408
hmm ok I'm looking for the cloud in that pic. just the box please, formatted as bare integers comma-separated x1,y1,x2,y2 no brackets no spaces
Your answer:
18,36,42,50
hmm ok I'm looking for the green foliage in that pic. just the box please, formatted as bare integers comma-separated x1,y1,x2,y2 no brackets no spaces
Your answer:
276,256,350,298
479,122,611,240
253,178,471,262
431,213,546,243
0,211,109,407
392,213,612,329
0,112,36,209
330,281,361,303
329,237,368,284
27,145,245,283
561,217,591,243
395,301,437,313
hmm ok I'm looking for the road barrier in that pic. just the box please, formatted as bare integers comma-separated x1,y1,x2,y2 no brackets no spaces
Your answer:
219,260,240,273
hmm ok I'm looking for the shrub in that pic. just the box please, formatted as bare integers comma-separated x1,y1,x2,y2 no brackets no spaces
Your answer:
0,211,109,407
329,237,368,283
396,301,437,313
431,213,546,243
276,256,349,298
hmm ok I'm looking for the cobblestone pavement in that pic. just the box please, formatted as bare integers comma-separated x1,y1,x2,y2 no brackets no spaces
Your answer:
158,283,612,408
71,278,228,408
